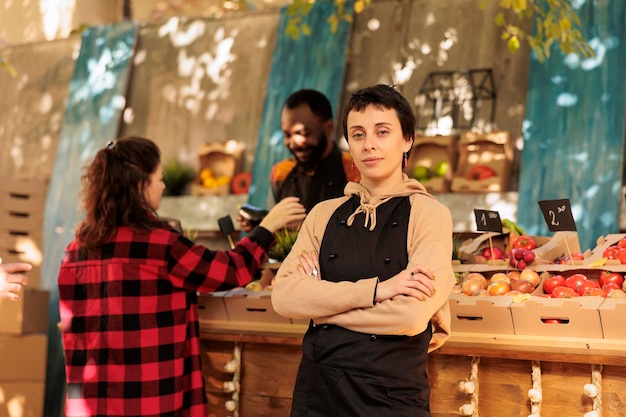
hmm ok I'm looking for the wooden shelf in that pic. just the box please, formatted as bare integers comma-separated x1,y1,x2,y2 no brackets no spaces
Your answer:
200,320,626,365
436,332,626,366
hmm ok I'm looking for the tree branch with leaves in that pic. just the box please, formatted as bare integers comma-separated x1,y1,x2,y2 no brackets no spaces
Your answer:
485,0,594,62
284,0,592,62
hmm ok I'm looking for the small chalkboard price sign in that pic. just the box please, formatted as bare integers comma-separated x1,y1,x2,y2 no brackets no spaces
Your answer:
473,209,503,234
538,199,577,232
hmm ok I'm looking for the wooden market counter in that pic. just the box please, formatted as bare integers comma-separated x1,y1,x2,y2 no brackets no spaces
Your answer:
199,321,626,417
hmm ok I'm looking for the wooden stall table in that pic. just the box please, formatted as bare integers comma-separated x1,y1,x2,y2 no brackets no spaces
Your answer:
199,321,626,417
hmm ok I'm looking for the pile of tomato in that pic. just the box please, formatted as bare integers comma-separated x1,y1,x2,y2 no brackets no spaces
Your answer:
602,237,626,264
541,271,626,298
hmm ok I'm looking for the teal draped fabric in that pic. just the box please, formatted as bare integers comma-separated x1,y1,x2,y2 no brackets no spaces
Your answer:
42,22,136,417
247,1,354,208
518,0,626,251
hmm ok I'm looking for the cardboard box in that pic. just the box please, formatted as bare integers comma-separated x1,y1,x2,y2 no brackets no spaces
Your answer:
0,334,47,380
457,231,575,268
0,191,45,213
584,234,626,267
223,288,290,324
510,296,604,338
0,180,47,244
0,233,43,270
197,291,230,322
451,131,513,192
533,231,582,266
0,212,43,235
598,298,626,339
457,228,552,267
451,261,472,274
0,288,49,335
448,293,515,334
0,382,45,417
405,135,457,193
0,177,48,195
456,231,507,264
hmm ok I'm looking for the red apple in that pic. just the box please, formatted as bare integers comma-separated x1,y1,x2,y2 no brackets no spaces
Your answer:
481,247,505,260
467,165,497,180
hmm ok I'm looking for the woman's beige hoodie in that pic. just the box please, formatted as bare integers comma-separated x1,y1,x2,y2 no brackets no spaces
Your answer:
271,174,455,352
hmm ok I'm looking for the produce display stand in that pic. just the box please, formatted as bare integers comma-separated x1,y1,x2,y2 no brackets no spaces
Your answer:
199,320,626,417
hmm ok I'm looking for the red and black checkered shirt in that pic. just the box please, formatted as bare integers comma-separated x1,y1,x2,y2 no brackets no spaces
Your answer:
58,225,273,417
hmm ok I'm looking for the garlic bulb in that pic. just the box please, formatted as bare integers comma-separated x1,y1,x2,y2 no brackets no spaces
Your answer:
459,403,474,416
528,388,542,402
458,380,475,394
583,383,598,398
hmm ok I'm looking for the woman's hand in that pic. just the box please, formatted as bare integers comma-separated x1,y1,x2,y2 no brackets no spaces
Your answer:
259,197,306,233
235,215,253,233
375,265,435,303
296,250,321,280
0,261,30,301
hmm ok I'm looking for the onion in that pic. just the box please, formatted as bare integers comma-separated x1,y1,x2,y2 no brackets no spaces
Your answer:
520,268,540,287
464,272,488,289
609,289,626,299
462,277,485,296
489,272,510,284
508,270,521,281
511,279,535,294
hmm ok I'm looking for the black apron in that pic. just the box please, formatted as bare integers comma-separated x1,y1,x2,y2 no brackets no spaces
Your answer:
290,196,432,417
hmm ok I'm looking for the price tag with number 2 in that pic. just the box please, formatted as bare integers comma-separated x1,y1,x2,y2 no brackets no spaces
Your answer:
473,209,503,234
538,199,577,232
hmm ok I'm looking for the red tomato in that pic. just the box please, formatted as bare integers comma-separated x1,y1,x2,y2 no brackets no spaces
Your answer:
512,235,538,250
616,249,626,265
599,271,624,288
617,238,626,248
565,273,587,291
552,286,580,298
602,282,621,296
603,246,620,259
583,288,606,297
577,279,600,296
543,275,566,295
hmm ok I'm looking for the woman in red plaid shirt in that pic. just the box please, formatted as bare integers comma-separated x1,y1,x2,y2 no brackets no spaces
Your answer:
58,136,306,417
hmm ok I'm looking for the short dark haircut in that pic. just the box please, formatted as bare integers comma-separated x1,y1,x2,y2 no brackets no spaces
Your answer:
342,84,416,142
283,89,333,121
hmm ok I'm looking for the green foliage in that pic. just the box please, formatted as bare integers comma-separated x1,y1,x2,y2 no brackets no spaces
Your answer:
284,0,367,39
162,158,195,196
285,0,592,62
485,0,594,62
268,227,300,261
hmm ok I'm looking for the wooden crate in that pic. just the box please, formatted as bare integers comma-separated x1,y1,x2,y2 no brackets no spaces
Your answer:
405,134,457,193
451,131,513,192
